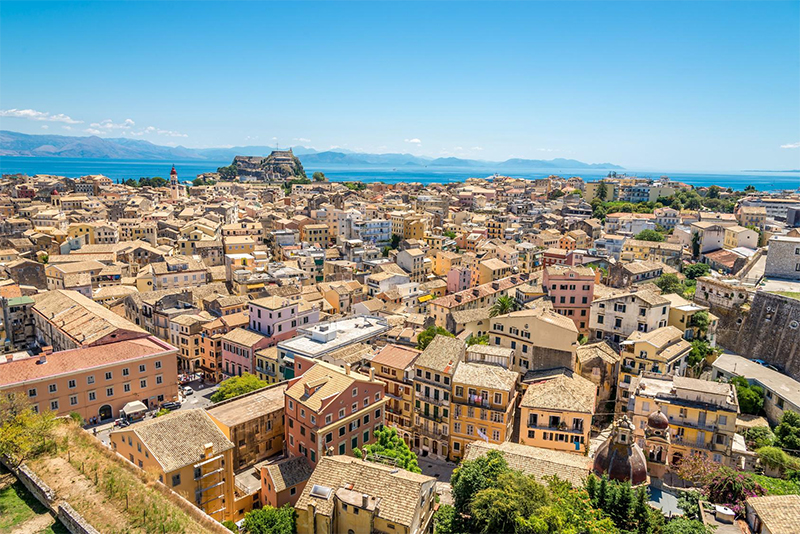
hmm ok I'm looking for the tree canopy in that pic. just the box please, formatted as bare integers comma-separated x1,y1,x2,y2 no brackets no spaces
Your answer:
683,263,710,280
353,427,421,473
210,373,269,403
731,376,765,415
489,295,518,318
0,392,58,467
655,273,684,295
242,504,296,534
417,327,454,350
312,171,326,182
634,229,664,242
775,410,800,454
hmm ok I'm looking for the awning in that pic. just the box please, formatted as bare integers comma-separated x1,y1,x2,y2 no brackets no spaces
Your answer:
121,401,148,415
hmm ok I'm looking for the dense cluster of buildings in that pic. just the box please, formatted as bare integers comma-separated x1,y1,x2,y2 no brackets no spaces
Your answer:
1,167,799,532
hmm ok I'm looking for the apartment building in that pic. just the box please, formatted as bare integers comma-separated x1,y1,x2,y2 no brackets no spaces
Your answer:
449,362,518,460
628,375,739,468
136,255,210,292
617,326,692,411
199,312,248,383
206,383,287,469
284,360,386,468
542,265,597,332
477,258,512,285
294,456,436,534
0,336,178,421
220,328,270,378
396,248,428,283
735,205,767,230
301,223,330,248
169,312,214,372
249,296,319,343
519,369,596,454
369,344,421,447
430,274,532,330
620,239,683,267
590,286,670,345
110,410,236,521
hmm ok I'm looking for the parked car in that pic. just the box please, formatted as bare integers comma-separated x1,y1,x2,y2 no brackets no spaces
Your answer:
182,386,194,396
114,418,130,428
161,401,181,411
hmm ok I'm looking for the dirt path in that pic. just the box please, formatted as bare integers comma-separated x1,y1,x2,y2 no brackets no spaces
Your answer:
9,512,55,534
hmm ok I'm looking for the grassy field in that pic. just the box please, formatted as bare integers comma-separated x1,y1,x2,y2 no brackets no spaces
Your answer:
0,465,68,534
770,291,800,300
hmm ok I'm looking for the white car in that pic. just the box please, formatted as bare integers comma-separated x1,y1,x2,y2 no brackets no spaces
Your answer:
182,386,194,396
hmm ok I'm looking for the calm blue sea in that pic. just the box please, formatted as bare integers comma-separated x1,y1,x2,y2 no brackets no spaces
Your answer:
1,156,798,192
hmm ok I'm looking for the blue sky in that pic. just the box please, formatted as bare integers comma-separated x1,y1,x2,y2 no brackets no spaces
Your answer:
1,1,799,171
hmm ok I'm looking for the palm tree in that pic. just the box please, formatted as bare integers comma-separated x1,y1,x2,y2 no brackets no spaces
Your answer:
489,295,518,318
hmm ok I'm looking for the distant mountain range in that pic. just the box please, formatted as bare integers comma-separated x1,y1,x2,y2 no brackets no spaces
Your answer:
0,130,624,170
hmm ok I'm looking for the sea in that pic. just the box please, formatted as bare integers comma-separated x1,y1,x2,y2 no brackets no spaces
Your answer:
1,156,798,192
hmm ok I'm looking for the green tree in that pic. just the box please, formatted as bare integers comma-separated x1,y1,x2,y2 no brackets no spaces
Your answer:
691,232,701,259
744,185,757,193
706,185,722,199
193,176,216,186
489,295,518,318
469,471,550,534
745,426,775,450
655,273,684,295
222,520,238,532
683,263,710,280
775,411,800,454
391,234,402,249
451,450,510,516
757,446,800,474
731,376,765,415
356,427,421,473
443,230,457,239
312,171,326,182
242,504,297,534
416,327,455,350
0,392,58,467
548,189,565,200
597,180,608,201
466,334,489,346
687,339,714,367
382,246,391,257
662,518,714,534
688,310,710,338
217,164,237,181
634,229,664,242
433,504,461,534
210,373,268,403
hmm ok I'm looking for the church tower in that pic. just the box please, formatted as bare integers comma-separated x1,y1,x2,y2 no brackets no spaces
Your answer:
170,165,180,201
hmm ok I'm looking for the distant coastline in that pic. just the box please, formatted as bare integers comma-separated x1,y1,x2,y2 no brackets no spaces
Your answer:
1,156,799,192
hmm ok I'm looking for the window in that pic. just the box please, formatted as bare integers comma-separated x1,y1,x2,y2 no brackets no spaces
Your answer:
156,375,163,385
68,379,76,389
718,415,727,426
88,391,96,401
105,371,113,380
326,414,332,424
352,387,358,397
172,474,181,487
28,388,37,398
122,367,129,376
140,379,147,388
50,400,59,411
70,395,78,406
139,364,146,373
339,443,346,455
124,383,131,393
49,383,57,393
106,387,114,397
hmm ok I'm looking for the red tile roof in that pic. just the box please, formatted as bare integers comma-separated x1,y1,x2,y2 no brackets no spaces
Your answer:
0,336,177,388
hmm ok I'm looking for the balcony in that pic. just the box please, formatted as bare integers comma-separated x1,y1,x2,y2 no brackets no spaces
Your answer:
417,411,445,424
416,394,447,407
668,416,717,433
526,422,585,435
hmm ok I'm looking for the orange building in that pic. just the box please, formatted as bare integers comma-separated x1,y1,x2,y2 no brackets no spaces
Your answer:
0,336,179,422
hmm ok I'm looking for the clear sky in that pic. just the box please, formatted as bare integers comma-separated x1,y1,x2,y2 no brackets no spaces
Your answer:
1,1,799,171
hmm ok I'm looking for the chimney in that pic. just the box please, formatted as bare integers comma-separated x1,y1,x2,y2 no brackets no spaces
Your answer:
345,363,351,376
204,442,214,457
41,346,53,356
37,353,47,365
369,367,375,381
362,494,369,508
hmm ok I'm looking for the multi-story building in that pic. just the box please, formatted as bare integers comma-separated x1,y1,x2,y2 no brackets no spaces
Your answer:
617,326,692,411
628,375,739,469
735,205,767,230
369,344,421,447
590,286,670,345
110,410,236,521
519,369,596,454
284,359,386,468
412,335,465,460
294,456,437,534
449,362,518,460
431,274,533,330
489,307,578,375
206,383,287,470
249,296,319,343
654,207,679,229
396,248,428,283
199,312,248,382
0,336,178,421
169,312,214,373
620,239,683,267
542,265,597,332
220,328,270,378
476,258,512,285
575,341,620,410
136,255,210,292
765,234,800,280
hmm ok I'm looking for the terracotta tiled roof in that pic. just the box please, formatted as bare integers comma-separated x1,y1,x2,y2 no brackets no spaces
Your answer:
206,383,287,427
262,456,313,493
521,371,596,414
746,495,800,534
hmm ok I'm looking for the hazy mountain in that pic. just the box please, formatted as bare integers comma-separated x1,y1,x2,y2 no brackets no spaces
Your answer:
0,131,624,170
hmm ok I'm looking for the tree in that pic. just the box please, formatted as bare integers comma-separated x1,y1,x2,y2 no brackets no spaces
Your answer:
634,230,664,242
443,230,457,239
381,246,391,257
756,446,800,474
416,327,454,350
433,504,461,534
451,450,510,516
0,392,58,467
469,471,550,534
731,376,765,415
706,185,722,199
390,234,402,249
312,171,326,182
691,232,701,260
222,520,238,532
688,339,714,367
688,310,710,338
745,427,775,450
217,164,237,181
683,263,710,280
355,427,421,473
210,373,268,403
775,410,800,454
662,518,714,534
489,295,518,318
243,504,296,534
744,185,757,193
655,273,683,295
597,180,608,201
193,176,216,186
466,334,489,346
548,189,565,200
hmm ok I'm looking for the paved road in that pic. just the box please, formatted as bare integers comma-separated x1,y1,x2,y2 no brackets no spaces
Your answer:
89,378,219,447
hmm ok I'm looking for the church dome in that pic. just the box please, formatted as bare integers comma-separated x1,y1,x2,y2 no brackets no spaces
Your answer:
647,410,669,430
592,417,648,486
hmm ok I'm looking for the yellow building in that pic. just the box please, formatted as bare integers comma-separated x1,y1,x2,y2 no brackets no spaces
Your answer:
403,218,426,240
629,375,740,468
519,369,595,454
449,362,518,460
432,250,462,276
620,239,683,266
301,223,330,248
477,258,511,285
109,410,236,522
370,344,422,447
294,456,437,534
663,293,718,344
254,346,282,384
617,326,692,412
223,235,256,255
735,205,767,230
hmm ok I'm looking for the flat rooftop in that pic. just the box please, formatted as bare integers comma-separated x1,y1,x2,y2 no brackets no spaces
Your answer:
713,353,800,409
278,316,389,358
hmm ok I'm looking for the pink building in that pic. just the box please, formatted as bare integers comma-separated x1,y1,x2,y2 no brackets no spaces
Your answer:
249,296,319,342
220,328,270,378
284,358,386,468
447,267,471,294
543,265,598,332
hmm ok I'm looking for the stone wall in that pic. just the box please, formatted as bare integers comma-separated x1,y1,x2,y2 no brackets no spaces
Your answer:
57,503,102,534
716,291,800,381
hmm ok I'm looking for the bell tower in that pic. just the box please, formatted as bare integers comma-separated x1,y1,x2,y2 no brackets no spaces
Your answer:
170,165,179,201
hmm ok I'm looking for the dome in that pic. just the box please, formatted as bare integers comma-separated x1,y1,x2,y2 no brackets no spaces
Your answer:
593,436,648,486
170,166,177,175
51,189,59,195
647,410,669,430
